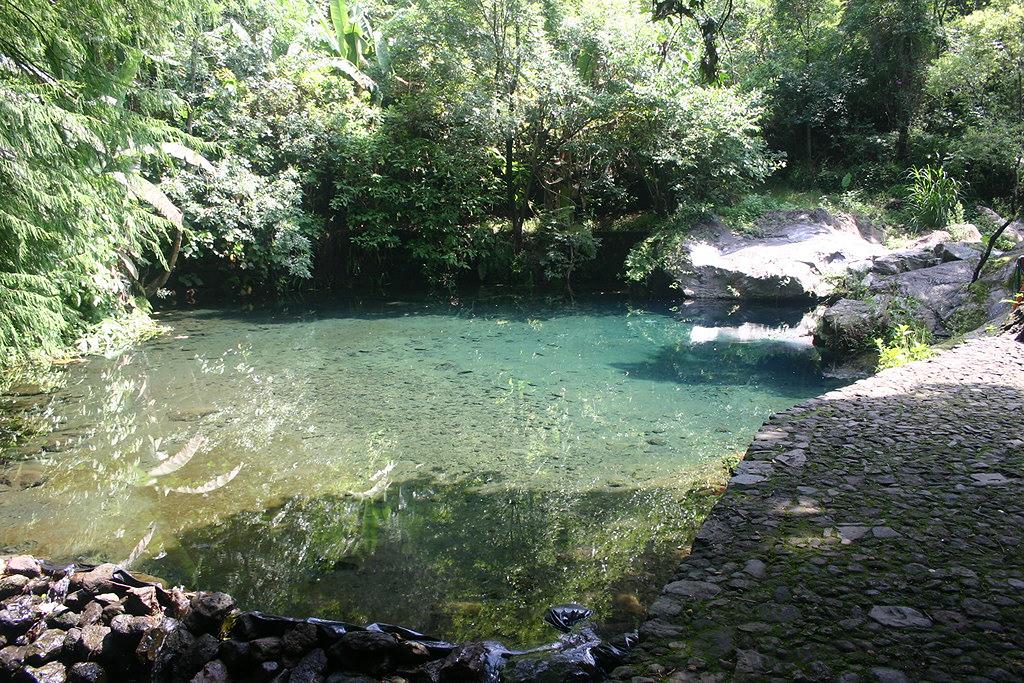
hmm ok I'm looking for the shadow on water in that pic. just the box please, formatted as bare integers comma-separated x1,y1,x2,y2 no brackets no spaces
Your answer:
143,476,719,649
611,341,843,399
171,291,662,327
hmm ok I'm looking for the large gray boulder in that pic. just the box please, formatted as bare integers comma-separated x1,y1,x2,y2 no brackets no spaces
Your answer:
662,209,887,301
867,260,977,335
814,298,888,353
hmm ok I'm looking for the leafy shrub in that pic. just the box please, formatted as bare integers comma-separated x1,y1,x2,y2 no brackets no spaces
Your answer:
537,212,601,292
875,324,935,370
165,159,321,292
719,194,791,235
906,165,964,231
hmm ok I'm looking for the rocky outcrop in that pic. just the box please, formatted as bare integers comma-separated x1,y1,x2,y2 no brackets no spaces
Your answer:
662,209,887,301
813,227,1022,357
0,557,629,683
860,242,1022,339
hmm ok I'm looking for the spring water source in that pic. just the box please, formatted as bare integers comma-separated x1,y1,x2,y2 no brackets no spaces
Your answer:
0,296,845,646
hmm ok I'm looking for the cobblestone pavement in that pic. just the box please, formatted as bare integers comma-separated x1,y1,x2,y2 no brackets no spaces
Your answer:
613,330,1024,682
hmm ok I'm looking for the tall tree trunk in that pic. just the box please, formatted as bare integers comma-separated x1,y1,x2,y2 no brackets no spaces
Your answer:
698,18,719,85
895,122,910,162
507,135,520,251
144,227,183,298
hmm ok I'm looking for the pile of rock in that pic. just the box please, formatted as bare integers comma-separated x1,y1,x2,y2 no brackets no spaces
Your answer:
0,556,626,683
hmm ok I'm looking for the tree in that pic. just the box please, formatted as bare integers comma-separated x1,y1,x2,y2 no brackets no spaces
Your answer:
652,0,736,84
0,0,197,360
840,0,936,160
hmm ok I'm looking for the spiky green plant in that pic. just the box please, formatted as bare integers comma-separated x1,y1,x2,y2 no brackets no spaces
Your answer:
906,165,964,231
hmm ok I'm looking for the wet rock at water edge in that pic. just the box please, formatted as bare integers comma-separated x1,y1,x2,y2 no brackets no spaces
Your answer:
67,662,107,683
184,592,235,634
282,622,319,656
327,630,403,672
5,557,42,579
71,566,118,597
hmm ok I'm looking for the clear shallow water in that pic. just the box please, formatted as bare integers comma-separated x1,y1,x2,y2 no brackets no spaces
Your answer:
0,296,843,646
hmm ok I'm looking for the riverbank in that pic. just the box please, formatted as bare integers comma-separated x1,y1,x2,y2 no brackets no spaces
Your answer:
613,321,1024,681
0,558,641,682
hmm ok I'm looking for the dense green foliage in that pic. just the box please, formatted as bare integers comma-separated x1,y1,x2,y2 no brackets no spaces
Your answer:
2,0,1023,363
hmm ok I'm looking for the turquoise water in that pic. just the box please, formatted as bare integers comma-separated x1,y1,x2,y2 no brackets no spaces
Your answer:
0,296,842,645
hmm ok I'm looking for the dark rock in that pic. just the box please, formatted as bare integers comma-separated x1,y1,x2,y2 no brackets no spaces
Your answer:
99,602,123,624
124,587,161,617
869,667,909,683
166,588,191,620
109,614,161,653
73,566,117,596
190,659,230,683
0,644,27,672
62,592,88,612
735,649,769,674
67,662,107,683
663,580,721,600
152,623,195,678
289,648,327,683
327,630,401,672
78,602,102,627
0,596,40,635
175,633,221,681
46,611,80,631
20,660,66,683
184,593,235,634
218,639,250,671
25,629,65,666
249,637,283,662
72,625,111,661
814,298,888,353
0,575,30,600
867,606,932,629
324,675,374,683
253,661,283,682
432,642,502,681
136,617,179,666
503,645,601,683
282,622,319,656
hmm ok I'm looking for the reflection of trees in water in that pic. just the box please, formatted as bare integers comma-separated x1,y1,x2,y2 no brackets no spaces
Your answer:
149,479,717,647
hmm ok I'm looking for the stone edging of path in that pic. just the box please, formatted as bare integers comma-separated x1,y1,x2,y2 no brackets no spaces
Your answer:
612,330,1024,682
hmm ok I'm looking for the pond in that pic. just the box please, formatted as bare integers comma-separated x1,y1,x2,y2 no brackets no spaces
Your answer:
0,295,845,647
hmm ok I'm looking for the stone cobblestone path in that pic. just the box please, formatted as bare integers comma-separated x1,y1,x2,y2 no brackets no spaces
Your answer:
613,329,1024,682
